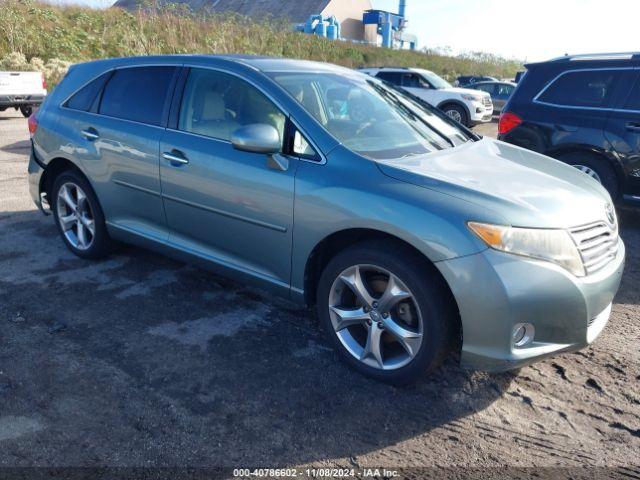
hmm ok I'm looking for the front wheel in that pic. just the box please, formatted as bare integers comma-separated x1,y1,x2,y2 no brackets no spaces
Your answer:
20,105,33,117
317,241,456,385
441,104,468,127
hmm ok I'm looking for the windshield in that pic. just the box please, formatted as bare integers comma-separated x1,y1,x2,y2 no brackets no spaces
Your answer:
420,71,452,89
269,71,472,160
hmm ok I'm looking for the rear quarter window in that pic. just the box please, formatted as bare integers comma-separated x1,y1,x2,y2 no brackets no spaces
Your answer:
99,66,177,126
537,69,630,109
64,72,112,112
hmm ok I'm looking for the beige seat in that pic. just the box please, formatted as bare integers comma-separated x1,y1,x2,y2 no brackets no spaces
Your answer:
190,90,239,140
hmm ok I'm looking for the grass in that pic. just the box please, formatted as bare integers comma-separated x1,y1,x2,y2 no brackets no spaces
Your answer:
0,0,522,87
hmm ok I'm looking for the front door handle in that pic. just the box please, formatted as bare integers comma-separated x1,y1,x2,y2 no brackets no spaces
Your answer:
162,151,189,165
80,128,99,141
626,122,640,133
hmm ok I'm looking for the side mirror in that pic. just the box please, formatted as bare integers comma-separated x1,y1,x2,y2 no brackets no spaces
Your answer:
231,124,280,154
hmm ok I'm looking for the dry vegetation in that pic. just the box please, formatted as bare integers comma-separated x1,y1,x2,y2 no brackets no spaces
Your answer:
0,0,522,87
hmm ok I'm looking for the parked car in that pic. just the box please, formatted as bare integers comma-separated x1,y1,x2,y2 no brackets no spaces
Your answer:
514,71,526,83
456,75,499,87
359,67,493,127
0,71,47,117
28,55,624,384
467,81,517,113
499,52,640,206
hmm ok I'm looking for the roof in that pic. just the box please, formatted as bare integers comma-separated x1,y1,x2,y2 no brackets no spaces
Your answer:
526,52,640,68
113,0,333,23
74,54,351,74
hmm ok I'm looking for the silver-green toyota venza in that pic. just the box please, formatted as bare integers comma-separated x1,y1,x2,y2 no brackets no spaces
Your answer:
28,55,625,384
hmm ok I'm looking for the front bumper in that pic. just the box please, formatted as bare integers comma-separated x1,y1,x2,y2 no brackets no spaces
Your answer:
468,100,493,124
436,240,625,371
0,94,45,107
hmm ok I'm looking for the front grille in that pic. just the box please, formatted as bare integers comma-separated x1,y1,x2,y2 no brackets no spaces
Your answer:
482,97,492,107
570,221,619,275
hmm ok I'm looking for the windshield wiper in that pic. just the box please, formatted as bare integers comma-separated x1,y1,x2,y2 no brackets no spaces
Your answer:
370,82,458,148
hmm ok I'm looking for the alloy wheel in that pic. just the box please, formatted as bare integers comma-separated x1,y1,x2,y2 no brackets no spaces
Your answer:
445,109,462,123
573,164,602,184
56,182,95,251
328,264,424,370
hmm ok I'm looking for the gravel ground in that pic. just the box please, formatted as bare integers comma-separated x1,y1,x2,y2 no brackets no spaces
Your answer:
0,110,639,476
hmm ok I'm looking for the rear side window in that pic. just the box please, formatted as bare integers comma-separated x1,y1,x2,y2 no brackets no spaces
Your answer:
624,77,640,111
376,71,402,86
64,72,111,111
99,66,177,125
537,70,623,108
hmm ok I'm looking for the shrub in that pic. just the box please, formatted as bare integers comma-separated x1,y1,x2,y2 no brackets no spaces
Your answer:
0,0,522,88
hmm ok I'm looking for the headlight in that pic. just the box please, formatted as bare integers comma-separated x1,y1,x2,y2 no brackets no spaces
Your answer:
462,94,484,102
468,222,585,277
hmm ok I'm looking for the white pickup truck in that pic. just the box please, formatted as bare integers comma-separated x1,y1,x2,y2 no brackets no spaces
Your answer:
0,71,47,117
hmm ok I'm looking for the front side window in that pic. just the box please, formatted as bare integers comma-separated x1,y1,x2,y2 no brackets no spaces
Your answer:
497,84,515,97
99,66,176,125
271,71,472,160
537,70,625,108
475,84,495,95
178,68,285,146
375,71,402,86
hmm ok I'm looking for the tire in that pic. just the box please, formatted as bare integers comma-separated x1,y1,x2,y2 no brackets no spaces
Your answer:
558,152,619,199
52,169,112,259
20,105,33,117
317,240,456,385
441,103,468,127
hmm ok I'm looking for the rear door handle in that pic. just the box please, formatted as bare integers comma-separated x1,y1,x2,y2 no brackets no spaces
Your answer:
162,150,189,165
80,128,99,141
626,122,640,132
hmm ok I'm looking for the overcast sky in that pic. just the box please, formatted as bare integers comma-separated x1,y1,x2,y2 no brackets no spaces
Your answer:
48,0,638,63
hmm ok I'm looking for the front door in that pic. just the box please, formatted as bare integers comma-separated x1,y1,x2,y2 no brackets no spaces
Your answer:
159,67,297,287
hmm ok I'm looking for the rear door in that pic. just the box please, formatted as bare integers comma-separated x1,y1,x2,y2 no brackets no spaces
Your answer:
534,68,635,154
604,70,640,196
69,65,179,240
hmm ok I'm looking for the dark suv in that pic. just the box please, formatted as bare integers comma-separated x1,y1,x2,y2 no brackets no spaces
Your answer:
498,53,640,205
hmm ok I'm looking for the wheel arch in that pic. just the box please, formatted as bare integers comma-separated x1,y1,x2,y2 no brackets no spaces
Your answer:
546,145,625,187
40,157,88,208
303,228,462,343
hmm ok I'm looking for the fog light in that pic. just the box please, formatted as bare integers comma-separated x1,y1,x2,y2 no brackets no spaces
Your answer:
512,323,535,347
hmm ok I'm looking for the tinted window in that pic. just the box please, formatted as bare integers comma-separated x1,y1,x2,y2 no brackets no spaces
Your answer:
497,84,515,97
64,72,111,111
401,73,429,89
538,70,623,108
178,68,285,145
99,66,176,125
376,71,402,85
624,77,640,111
475,84,495,95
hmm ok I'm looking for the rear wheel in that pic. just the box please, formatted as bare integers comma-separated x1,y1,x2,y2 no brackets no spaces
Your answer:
52,170,112,259
441,104,468,126
558,152,619,199
20,105,33,117
317,241,456,385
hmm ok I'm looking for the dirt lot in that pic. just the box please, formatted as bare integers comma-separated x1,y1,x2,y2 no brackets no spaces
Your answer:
0,110,639,476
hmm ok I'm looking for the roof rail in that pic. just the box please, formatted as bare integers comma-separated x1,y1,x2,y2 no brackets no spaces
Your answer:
548,52,640,62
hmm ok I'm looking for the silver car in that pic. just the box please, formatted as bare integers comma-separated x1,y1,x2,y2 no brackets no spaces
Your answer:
469,81,517,113
27,55,624,384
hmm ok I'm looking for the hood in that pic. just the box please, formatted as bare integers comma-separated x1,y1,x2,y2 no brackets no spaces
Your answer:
376,138,613,229
442,86,490,98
